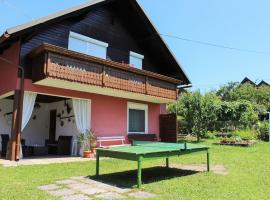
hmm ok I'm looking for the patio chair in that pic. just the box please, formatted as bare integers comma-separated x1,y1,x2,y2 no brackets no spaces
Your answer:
46,136,73,155
57,136,72,155
128,134,159,143
1,134,9,157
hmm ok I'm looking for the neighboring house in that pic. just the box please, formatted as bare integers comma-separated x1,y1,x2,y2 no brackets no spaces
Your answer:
240,77,256,86
0,0,190,161
257,80,269,87
240,77,269,121
240,77,269,88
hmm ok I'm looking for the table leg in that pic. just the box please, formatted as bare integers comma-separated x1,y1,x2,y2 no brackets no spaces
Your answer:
96,151,100,176
207,150,210,172
166,157,169,168
137,156,142,188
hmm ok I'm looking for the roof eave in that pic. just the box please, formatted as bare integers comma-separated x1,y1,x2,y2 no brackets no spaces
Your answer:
5,0,106,36
0,31,10,45
134,1,191,85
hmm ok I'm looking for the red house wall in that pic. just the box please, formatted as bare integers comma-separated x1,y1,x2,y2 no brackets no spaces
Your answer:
23,79,162,143
0,41,20,97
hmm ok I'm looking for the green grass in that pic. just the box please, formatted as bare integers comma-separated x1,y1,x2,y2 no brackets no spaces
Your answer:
1,140,270,200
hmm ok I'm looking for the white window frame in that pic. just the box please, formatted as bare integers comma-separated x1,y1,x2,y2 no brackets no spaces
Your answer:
68,32,108,58
129,51,144,69
127,102,148,134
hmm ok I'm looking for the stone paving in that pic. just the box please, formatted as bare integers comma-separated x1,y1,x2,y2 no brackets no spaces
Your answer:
38,176,157,199
0,156,94,167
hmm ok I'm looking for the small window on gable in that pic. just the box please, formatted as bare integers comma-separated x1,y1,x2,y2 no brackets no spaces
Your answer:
129,51,144,69
68,32,108,59
128,102,148,134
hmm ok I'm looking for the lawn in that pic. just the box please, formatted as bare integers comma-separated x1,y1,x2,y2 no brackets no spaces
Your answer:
0,140,270,200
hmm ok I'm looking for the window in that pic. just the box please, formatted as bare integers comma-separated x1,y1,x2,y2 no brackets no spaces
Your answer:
129,51,144,69
128,102,148,134
68,32,108,59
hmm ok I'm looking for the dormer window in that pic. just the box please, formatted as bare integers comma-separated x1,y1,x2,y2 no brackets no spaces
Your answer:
129,51,144,70
68,32,108,59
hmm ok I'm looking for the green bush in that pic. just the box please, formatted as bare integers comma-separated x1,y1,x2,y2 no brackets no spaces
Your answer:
178,120,189,135
204,131,217,139
232,129,258,140
258,121,269,141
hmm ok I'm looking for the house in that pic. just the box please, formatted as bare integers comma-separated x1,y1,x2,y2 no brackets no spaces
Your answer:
0,0,190,161
240,77,269,88
240,77,256,86
257,80,269,88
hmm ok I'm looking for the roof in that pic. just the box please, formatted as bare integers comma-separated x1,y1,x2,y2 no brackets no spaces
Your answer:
257,80,269,87
240,77,269,87
0,0,191,84
4,0,105,36
241,77,256,85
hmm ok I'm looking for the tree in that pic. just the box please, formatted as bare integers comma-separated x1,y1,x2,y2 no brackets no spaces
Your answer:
168,91,221,142
216,82,239,101
217,82,270,112
169,85,260,141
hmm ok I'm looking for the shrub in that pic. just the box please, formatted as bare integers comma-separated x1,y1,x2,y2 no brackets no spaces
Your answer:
258,121,269,141
232,129,258,141
204,131,217,139
178,120,189,135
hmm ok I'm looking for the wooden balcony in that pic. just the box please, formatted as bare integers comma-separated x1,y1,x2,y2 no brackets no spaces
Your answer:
29,44,181,102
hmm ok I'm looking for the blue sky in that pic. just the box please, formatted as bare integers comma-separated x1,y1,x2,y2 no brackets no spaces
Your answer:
1,0,270,92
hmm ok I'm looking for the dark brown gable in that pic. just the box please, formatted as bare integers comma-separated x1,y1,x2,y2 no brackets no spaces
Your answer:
2,0,190,84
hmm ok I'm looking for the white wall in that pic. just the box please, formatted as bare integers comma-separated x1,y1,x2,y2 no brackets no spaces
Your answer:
22,103,50,146
0,98,79,149
49,99,79,140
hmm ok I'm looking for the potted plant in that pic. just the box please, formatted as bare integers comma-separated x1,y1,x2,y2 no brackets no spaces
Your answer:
78,130,97,158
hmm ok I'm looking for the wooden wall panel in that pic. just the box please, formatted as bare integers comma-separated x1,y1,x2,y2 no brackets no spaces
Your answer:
159,113,178,143
20,5,160,79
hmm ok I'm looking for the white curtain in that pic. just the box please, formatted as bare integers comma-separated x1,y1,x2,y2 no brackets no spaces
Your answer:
72,98,90,134
21,92,37,131
20,91,37,158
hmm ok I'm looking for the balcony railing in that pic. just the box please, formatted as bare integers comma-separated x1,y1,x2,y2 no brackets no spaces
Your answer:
29,43,181,100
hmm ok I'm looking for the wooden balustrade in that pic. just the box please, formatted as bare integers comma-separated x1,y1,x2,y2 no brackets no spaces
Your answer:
30,43,180,100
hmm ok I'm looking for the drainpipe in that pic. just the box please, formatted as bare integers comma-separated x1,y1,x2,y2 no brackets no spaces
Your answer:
0,56,24,161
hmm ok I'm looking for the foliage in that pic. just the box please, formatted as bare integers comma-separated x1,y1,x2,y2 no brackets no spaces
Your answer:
169,91,221,142
178,120,189,135
168,80,270,141
78,130,97,150
216,81,239,101
257,121,269,141
169,88,259,141
216,82,270,112
205,131,217,139
232,129,258,140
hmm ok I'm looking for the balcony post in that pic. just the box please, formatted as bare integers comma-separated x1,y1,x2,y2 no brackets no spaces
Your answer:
145,76,148,95
102,66,105,87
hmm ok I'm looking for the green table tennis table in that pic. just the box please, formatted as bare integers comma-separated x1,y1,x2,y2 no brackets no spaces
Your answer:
96,141,210,188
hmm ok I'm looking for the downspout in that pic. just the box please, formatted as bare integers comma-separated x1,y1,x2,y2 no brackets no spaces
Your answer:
0,56,24,161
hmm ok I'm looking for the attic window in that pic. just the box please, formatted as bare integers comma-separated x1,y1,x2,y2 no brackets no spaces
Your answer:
68,32,108,59
129,51,144,70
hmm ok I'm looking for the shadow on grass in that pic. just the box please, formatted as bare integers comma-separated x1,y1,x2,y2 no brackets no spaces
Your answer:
89,166,199,188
